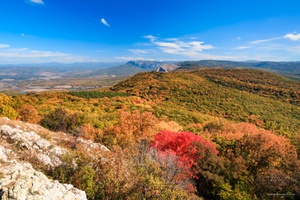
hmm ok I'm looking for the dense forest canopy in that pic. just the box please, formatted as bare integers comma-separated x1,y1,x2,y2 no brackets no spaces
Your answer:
0,68,299,199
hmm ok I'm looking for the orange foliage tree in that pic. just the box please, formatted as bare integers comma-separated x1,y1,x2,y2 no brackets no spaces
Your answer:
103,110,158,148
18,104,41,124
80,123,103,142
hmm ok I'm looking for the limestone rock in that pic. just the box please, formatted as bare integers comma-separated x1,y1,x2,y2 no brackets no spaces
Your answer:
0,146,7,162
76,137,109,152
0,124,66,167
0,152,87,200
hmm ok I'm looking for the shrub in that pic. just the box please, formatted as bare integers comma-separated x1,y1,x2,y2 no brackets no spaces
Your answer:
40,108,84,134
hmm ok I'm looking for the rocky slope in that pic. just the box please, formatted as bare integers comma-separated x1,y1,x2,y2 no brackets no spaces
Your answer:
0,117,89,200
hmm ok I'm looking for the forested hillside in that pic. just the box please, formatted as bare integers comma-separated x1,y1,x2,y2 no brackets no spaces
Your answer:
0,69,299,199
112,69,300,135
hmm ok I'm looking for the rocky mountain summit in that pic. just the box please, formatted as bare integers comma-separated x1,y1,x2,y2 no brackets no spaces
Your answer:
0,117,92,200
127,61,179,72
156,64,179,72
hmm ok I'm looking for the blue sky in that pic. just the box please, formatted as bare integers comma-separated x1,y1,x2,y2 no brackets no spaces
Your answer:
1,0,300,64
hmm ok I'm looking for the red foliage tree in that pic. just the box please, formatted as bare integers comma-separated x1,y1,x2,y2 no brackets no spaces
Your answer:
151,130,219,178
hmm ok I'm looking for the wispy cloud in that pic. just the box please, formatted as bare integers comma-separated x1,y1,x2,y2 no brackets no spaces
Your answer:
143,35,156,42
0,44,94,63
101,18,110,27
129,49,154,54
0,44,10,48
27,0,44,5
246,33,300,59
234,46,251,50
284,33,300,41
115,56,154,61
250,37,281,44
250,33,300,45
144,35,214,58
0,49,67,58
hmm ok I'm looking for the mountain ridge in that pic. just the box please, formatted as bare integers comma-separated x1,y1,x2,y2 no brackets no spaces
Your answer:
176,60,300,80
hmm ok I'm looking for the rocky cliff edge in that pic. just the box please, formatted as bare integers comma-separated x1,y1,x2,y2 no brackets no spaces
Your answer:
0,117,88,200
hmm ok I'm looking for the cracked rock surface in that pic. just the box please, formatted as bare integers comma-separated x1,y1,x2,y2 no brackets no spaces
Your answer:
0,158,87,200
0,118,87,200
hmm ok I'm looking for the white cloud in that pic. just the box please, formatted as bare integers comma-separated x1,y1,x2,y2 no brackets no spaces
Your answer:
138,33,300,61
143,35,157,42
129,49,153,54
250,37,281,44
189,41,214,51
101,18,110,27
144,35,214,58
0,44,10,48
284,33,300,41
155,41,182,50
29,0,44,5
234,46,251,50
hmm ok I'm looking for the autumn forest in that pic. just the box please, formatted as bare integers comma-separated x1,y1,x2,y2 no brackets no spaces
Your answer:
1,68,300,199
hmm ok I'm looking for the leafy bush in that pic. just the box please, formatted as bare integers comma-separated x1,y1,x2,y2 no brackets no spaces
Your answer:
0,105,18,119
0,93,18,119
40,108,85,134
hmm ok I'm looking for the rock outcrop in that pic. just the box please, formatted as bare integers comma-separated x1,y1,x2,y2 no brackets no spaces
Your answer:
156,64,179,72
0,154,87,200
0,124,66,167
0,118,88,200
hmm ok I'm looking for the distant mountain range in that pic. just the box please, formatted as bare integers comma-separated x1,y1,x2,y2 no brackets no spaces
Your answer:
2,60,300,78
1,59,300,93
99,59,300,79
176,60,300,80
